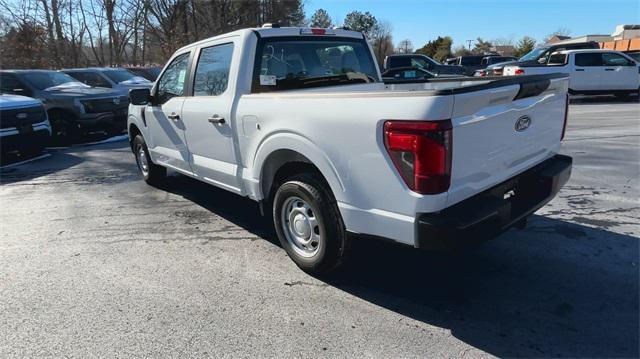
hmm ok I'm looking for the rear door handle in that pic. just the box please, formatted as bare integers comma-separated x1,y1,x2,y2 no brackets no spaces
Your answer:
167,112,180,121
575,69,585,71
604,68,615,71
208,115,226,125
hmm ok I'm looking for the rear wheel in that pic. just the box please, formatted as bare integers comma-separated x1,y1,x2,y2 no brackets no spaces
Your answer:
272,173,349,275
133,135,166,185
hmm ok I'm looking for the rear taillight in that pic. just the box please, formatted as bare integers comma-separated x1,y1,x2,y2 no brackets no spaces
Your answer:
561,94,569,140
477,70,486,77
383,120,452,195
514,68,525,75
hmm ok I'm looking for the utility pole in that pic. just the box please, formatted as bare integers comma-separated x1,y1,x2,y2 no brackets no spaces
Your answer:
466,39,474,51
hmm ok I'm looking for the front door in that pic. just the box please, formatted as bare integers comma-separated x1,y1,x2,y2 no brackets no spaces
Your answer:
180,41,242,193
145,52,193,174
601,52,638,90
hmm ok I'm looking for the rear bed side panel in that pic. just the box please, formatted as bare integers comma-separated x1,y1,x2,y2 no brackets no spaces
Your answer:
447,77,569,207
236,92,454,245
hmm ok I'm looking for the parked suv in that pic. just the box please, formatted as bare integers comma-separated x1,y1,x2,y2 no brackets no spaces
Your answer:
383,54,466,76
0,94,51,156
0,70,129,143
63,67,152,96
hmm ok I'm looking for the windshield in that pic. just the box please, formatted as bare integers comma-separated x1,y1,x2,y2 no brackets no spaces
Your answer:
460,57,482,66
253,37,379,92
21,71,85,90
103,69,149,84
519,47,550,62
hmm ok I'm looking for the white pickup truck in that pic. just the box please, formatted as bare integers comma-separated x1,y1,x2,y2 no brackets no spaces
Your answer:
127,26,572,274
503,49,640,97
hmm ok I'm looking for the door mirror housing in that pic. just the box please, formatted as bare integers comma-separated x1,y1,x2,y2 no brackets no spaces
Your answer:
129,88,150,105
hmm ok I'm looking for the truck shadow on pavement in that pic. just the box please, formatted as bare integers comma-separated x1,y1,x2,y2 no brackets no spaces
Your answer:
158,174,639,358
328,218,639,357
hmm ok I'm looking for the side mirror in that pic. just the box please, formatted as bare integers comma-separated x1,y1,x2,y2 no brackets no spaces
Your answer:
129,88,150,105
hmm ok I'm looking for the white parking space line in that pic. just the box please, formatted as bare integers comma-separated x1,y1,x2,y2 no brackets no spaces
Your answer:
0,154,52,169
79,134,129,146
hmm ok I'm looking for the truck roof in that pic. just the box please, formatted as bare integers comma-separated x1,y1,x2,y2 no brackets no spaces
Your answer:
555,49,625,54
176,27,365,53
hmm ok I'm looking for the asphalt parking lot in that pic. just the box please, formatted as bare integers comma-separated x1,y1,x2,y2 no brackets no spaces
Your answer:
1,98,638,357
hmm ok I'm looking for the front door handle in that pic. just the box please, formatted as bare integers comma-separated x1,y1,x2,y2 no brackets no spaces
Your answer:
575,69,585,71
167,112,180,121
208,115,226,125
604,68,615,71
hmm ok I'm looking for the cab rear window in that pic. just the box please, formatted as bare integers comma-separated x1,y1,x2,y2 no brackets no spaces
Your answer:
252,37,379,93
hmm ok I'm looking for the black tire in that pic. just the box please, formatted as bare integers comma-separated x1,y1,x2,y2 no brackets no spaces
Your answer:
48,110,79,146
132,135,166,185
272,173,349,275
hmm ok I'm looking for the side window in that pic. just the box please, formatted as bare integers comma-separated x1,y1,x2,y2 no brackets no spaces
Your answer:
0,74,32,96
412,57,432,70
548,53,567,66
156,52,190,104
574,53,603,67
193,43,234,96
603,53,634,66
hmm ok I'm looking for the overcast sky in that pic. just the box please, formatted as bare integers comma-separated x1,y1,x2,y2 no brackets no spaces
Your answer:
306,0,639,49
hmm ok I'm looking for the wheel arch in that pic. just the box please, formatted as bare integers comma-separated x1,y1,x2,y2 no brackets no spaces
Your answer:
253,134,345,204
128,122,142,150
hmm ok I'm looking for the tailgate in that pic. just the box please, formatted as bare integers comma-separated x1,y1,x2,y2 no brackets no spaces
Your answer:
447,74,569,207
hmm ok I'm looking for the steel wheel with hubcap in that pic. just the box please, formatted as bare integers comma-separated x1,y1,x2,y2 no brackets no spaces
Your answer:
281,196,322,257
272,173,350,275
137,146,150,177
132,135,166,185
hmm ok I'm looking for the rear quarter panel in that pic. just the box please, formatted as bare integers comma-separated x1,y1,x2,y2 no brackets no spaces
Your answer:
236,91,454,244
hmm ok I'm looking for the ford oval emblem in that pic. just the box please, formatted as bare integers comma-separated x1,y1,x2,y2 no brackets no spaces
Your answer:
515,115,532,132
113,98,120,105
16,113,28,119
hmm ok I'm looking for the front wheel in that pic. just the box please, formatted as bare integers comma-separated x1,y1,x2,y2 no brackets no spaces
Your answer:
133,135,166,185
48,111,79,146
272,173,350,275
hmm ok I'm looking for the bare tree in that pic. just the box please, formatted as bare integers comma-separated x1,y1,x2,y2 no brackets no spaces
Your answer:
396,39,413,54
370,20,393,69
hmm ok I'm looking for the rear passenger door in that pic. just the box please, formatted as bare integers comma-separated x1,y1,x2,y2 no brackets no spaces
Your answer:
180,41,242,193
601,52,637,90
572,52,603,91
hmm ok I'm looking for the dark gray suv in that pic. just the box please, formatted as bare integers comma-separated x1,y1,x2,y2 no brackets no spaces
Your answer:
0,70,129,143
